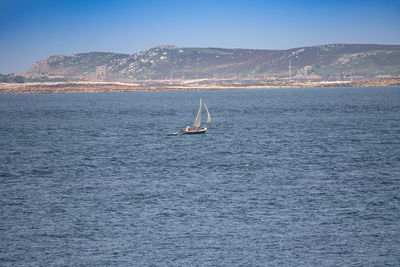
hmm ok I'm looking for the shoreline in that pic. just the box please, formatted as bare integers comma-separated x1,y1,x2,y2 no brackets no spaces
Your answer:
1,77,399,94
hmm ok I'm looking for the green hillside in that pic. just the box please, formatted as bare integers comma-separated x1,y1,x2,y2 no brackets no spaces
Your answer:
24,44,400,81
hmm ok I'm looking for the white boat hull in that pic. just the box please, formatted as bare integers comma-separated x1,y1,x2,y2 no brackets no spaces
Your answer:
182,127,207,134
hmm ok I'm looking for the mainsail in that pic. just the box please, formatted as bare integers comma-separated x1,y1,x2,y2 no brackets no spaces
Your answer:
193,98,203,128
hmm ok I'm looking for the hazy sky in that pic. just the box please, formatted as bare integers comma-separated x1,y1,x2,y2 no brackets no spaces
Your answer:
1,0,399,73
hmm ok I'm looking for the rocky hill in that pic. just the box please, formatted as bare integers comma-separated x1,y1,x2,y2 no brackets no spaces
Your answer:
24,44,400,82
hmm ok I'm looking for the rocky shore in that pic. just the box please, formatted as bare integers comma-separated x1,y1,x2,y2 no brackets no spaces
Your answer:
1,77,399,94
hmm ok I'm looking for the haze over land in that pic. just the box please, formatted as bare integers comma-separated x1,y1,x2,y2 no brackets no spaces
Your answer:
24,44,400,82
1,43,400,94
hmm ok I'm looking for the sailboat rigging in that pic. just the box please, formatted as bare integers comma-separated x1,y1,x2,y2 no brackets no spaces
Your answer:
169,98,211,135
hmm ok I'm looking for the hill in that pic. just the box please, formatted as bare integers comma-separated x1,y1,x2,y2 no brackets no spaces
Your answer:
24,44,400,82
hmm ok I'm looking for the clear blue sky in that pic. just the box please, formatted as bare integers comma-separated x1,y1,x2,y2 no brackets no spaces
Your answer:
1,0,399,73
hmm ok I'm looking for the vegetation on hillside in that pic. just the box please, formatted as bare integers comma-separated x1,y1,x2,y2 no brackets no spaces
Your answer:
22,44,400,82
0,74,25,83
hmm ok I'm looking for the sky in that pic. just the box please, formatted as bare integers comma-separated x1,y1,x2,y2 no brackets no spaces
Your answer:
0,0,399,74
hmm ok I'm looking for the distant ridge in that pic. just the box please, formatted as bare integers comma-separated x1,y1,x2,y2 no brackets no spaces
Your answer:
24,44,400,82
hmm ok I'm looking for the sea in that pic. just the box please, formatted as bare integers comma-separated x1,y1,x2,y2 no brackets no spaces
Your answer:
0,86,399,266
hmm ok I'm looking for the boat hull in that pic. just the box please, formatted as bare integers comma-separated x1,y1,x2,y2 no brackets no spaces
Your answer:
182,127,207,135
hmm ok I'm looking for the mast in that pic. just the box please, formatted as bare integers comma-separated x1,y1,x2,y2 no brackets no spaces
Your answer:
193,98,202,128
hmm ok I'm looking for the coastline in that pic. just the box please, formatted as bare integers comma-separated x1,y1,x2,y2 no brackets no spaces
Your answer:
1,77,399,94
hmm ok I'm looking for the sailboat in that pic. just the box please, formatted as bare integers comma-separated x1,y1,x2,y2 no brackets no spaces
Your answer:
169,98,211,135
182,98,211,134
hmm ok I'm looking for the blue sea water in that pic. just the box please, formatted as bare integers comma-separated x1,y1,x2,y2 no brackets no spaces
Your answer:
0,86,399,266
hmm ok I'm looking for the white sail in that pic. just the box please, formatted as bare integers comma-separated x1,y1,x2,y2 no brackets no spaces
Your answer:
204,102,211,124
193,98,202,128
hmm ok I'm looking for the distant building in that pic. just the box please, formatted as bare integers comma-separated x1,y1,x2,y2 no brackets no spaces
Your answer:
95,65,107,81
